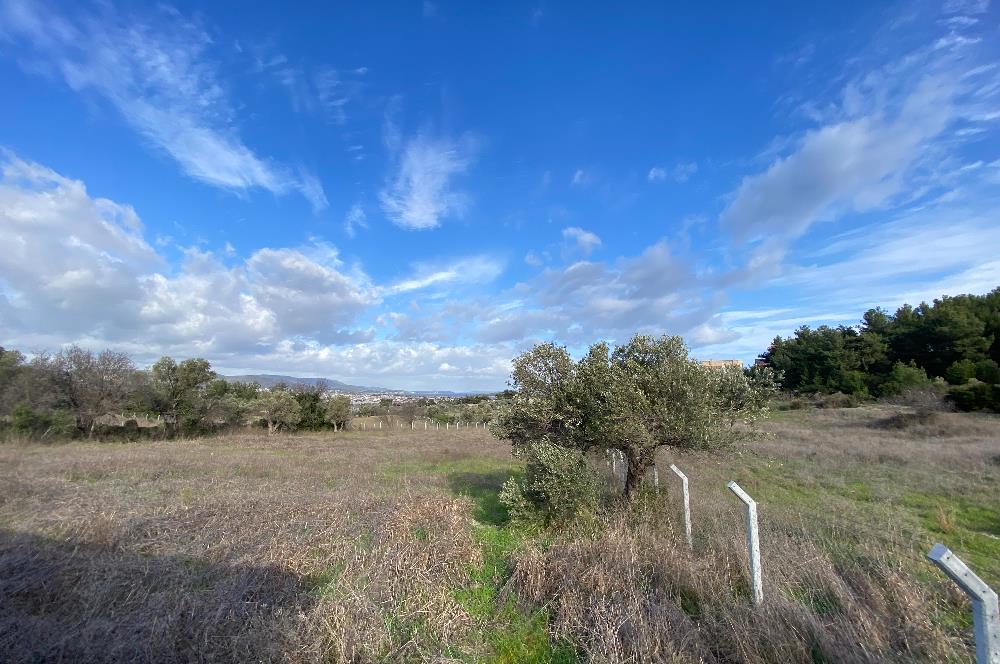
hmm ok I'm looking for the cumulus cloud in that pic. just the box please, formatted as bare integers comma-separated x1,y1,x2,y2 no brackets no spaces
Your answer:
0,0,327,210
379,133,477,229
0,153,367,356
561,227,602,256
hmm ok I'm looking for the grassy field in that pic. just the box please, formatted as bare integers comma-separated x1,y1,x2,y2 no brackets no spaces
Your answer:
1,406,997,662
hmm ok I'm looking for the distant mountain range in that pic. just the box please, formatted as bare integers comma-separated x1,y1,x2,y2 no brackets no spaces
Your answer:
222,374,479,397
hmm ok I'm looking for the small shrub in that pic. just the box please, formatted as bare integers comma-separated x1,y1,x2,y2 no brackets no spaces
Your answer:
815,392,859,409
882,386,952,412
874,410,940,431
499,441,600,527
944,359,977,385
974,358,1000,385
878,361,930,397
947,380,1000,412
9,404,76,439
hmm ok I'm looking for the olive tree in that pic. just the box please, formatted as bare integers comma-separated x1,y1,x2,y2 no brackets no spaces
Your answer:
324,395,352,430
258,389,302,434
491,334,777,500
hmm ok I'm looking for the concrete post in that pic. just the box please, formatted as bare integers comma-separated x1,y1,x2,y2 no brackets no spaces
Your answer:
928,543,1000,664
669,464,692,550
727,481,762,607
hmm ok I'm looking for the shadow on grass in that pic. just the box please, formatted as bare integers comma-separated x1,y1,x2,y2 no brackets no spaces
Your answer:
0,529,311,663
446,470,517,526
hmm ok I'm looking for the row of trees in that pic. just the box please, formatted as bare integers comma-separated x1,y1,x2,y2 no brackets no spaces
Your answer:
0,346,357,438
760,288,1000,406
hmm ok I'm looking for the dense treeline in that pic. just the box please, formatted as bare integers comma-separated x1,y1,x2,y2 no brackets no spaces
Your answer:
761,287,1000,410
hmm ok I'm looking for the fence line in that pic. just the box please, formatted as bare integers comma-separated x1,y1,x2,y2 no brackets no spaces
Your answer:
669,464,693,550
727,480,763,607
928,544,1000,664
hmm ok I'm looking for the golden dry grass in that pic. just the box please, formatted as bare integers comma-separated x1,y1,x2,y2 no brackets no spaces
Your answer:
0,429,507,662
0,407,998,663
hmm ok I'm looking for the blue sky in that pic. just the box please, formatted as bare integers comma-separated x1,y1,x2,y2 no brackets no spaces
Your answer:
1,0,999,391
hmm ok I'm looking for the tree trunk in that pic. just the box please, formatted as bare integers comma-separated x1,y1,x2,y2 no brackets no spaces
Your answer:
623,450,652,500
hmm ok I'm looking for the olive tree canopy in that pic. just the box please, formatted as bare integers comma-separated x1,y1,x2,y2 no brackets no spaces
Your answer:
490,334,777,498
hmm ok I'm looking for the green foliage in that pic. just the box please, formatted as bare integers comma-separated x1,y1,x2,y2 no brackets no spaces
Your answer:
947,381,1000,413
763,287,1000,397
945,359,977,385
492,335,777,501
879,361,930,397
9,404,76,438
257,389,302,433
291,387,326,429
499,441,600,526
974,358,1000,384
324,395,352,429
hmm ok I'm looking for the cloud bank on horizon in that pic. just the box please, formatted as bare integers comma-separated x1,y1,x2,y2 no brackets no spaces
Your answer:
0,0,998,391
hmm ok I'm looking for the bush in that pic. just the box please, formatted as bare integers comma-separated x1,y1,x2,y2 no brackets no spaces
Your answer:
974,358,1000,384
881,385,952,412
878,361,930,397
9,404,76,439
947,380,1000,412
814,391,859,408
499,441,600,527
944,359,977,385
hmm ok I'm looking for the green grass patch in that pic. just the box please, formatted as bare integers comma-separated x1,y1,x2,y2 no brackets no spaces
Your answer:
304,561,347,599
454,524,577,663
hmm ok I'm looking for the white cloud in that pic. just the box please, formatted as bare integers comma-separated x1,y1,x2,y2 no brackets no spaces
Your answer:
379,133,477,230
0,152,368,355
0,0,327,210
385,255,505,295
648,162,698,183
720,34,995,243
343,203,367,238
571,169,588,186
561,226,602,255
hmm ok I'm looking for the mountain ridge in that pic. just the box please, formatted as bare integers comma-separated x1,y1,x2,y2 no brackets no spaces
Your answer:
222,374,481,397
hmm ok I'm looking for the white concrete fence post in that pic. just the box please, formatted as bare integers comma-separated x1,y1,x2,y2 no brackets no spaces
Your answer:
669,464,693,550
727,481,763,607
928,543,1000,664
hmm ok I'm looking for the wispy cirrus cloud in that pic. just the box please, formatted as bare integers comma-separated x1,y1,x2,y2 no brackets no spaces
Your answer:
0,0,328,210
385,255,505,295
720,17,998,244
343,203,367,238
379,131,478,230
648,162,698,183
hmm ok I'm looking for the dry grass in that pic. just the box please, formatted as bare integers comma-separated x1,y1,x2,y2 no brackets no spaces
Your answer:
1,407,998,662
0,429,505,662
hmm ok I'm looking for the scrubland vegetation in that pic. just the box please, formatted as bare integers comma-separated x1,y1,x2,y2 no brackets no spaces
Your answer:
2,328,999,662
1,405,997,662
763,287,1000,411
